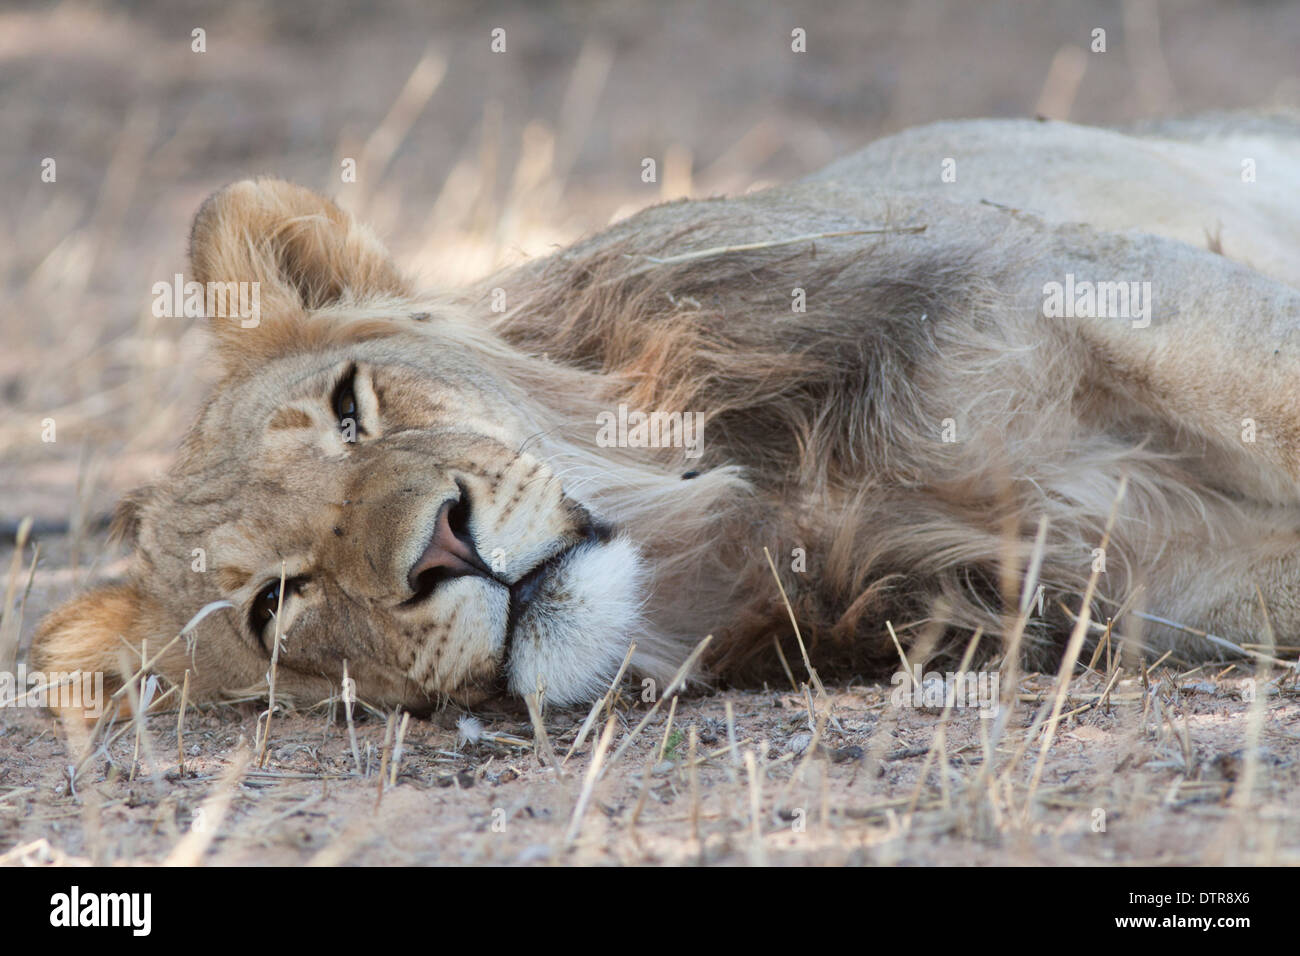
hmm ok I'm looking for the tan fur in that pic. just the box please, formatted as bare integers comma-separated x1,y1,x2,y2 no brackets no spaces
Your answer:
31,113,1300,714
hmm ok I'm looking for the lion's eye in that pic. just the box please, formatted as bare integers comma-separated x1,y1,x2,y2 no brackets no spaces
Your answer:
249,577,302,642
331,366,360,435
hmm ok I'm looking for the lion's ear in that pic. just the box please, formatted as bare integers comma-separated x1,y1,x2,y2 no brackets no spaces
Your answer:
30,585,167,719
188,178,411,362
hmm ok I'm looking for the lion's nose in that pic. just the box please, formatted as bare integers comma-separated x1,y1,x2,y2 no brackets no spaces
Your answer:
407,494,489,593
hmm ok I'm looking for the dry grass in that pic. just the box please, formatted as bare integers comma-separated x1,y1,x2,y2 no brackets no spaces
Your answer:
4,0,1300,866
1,644,1297,865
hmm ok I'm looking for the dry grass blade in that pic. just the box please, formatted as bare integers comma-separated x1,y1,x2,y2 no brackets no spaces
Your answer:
674,736,757,772
604,634,713,772
885,620,912,682
763,546,825,697
524,692,563,775
1128,611,1292,667
564,641,635,761
687,725,701,846
83,599,232,749
0,517,32,675
563,713,618,847
906,629,982,815
989,515,1049,745
1225,587,1277,828
771,633,798,691
626,754,657,834
1034,44,1088,121
176,669,191,775
622,226,927,275
163,747,251,866
342,660,362,775
389,711,411,787
743,749,766,866
1017,516,1050,617
255,562,287,769
375,711,397,808
352,45,446,208
724,700,741,772
116,646,162,788
566,698,606,762
1025,476,1127,813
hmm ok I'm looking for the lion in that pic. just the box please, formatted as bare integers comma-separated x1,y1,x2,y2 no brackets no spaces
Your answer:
30,113,1300,714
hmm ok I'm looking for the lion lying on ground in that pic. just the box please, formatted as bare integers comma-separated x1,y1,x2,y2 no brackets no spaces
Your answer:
33,113,1300,712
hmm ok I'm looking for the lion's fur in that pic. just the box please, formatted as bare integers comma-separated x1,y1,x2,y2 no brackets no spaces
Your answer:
32,113,1300,712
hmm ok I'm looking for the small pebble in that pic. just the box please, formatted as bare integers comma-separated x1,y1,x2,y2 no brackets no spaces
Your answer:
830,745,864,764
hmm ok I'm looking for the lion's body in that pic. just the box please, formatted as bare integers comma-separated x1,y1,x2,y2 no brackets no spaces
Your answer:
34,113,1300,711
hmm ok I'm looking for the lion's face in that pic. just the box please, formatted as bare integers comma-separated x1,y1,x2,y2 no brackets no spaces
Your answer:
147,339,645,708
33,180,645,711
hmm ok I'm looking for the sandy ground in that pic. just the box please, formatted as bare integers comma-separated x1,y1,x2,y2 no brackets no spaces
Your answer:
4,0,1300,866
3,657,1298,866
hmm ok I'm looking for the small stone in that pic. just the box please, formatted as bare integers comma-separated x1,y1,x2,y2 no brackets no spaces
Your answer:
830,745,864,764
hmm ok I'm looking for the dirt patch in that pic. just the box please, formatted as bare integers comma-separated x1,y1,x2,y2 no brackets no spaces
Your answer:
3,651,1298,865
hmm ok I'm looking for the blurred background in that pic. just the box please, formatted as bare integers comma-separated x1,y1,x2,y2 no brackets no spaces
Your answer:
2,0,1299,627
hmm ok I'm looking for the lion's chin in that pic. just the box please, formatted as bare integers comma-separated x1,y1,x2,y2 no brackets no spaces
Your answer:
506,536,645,705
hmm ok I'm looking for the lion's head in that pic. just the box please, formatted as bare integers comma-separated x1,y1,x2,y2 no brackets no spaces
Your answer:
33,179,657,712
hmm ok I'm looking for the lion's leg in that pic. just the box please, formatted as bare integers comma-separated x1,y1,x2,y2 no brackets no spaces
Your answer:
1121,502,1300,658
